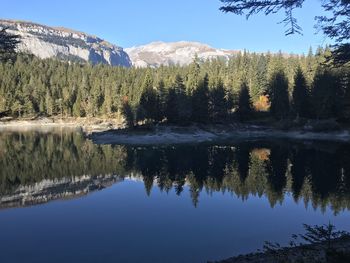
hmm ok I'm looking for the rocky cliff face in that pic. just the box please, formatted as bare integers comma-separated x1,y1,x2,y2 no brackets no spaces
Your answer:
0,19,132,67
125,41,240,67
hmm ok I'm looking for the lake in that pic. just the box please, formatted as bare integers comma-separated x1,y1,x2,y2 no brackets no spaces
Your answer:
0,129,349,263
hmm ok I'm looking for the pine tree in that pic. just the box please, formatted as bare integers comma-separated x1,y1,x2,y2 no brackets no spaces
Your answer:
165,88,178,124
209,78,228,122
175,75,192,124
45,91,54,116
250,54,268,102
292,67,310,119
237,81,253,121
137,73,158,123
11,100,22,117
186,55,201,95
121,97,134,129
305,47,316,84
102,86,113,117
269,70,290,120
312,67,342,119
155,79,166,122
73,90,83,117
342,72,350,121
192,74,209,123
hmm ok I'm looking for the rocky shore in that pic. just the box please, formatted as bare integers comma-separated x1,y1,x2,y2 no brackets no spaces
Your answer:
213,236,350,263
2,118,350,144
89,124,350,145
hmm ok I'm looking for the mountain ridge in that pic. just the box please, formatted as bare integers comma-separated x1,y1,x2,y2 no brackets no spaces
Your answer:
0,19,132,67
1,19,246,68
125,41,240,67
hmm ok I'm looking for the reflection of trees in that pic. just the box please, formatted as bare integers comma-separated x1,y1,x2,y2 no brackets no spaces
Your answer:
290,148,308,201
265,145,289,206
1,131,350,213
127,142,350,213
0,130,127,195
235,145,251,182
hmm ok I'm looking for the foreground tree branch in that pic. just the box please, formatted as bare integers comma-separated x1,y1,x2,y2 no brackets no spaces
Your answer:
220,0,350,64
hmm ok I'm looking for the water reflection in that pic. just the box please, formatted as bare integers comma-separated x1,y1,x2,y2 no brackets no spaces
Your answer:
0,130,349,213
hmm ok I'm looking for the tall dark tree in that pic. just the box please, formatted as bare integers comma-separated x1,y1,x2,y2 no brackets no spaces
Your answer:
137,73,159,123
192,74,209,123
253,54,268,100
237,81,253,121
164,75,190,124
174,75,192,123
165,88,178,124
186,55,201,95
209,78,228,122
312,67,342,119
342,73,350,121
0,27,20,62
155,79,166,122
121,98,134,129
292,67,310,118
269,70,290,119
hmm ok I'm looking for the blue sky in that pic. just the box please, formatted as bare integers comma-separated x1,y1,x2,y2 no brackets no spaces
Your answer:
1,0,330,53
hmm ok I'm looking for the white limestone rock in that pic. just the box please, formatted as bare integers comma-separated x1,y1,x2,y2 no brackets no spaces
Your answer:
0,19,132,67
125,41,240,67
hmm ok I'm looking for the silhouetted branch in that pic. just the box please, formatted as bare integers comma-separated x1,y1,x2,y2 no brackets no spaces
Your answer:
220,0,304,35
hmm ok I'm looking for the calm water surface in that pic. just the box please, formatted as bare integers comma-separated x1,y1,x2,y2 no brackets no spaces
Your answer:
0,129,349,263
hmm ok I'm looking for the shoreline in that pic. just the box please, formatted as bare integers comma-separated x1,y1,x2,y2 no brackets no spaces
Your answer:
1,118,350,144
0,117,123,133
89,125,350,145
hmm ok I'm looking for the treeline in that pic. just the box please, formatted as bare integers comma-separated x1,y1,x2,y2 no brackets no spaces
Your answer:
1,48,350,125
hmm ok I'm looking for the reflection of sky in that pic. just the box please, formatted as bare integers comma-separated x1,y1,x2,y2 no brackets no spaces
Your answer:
0,180,348,263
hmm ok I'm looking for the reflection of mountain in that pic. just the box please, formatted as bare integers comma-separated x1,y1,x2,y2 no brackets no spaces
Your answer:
0,130,127,209
1,130,350,212
0,175,122,209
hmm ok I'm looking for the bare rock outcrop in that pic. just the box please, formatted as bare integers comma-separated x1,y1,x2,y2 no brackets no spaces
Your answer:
0,19,132,67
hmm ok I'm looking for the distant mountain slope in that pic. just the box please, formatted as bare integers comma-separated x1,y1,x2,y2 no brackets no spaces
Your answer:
0,19,132,67
125,41,240,67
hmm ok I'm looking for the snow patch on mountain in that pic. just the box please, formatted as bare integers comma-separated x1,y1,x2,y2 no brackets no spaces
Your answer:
125,41,240,67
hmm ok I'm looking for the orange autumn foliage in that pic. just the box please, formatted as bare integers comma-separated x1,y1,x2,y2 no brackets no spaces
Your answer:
251,148,271,161
254,95,270,112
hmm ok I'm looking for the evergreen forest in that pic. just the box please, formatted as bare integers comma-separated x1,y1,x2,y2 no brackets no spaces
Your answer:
1,47,350,127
